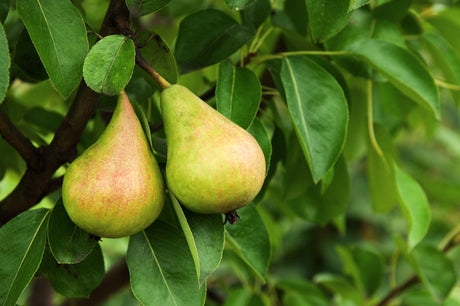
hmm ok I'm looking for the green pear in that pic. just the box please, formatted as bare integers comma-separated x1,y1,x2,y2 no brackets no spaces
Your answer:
62,91,164,238
161,84,266,214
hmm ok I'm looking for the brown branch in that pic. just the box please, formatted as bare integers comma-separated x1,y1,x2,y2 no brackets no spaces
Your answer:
61,259,130,306
0,0,132,226
28,277,55,306
0,109,40,168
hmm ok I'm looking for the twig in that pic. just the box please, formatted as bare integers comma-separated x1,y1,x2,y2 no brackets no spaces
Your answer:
135,49,171,89
0,109,40,168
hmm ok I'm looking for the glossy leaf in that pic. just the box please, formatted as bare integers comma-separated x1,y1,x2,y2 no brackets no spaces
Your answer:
83,35,135,95
347,39,440,119
395,166,431,250
413,245,456,301
305,0,353,42
126,0,171,16
240,0,271,29
175,9,254,72
280,55,348,182
248,118,272,175
216,61,261,129
17,0,88,99
185,210,224,284
0,209,49,306
225,0,255,10
0,22,8,103
225,204,271,281
127,221,206,306
39,245,104,298
48,199,98,264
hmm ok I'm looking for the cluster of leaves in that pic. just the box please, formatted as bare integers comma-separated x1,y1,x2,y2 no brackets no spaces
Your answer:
1,0,460,305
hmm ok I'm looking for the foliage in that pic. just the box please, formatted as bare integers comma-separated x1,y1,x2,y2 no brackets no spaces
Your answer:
1,0,460,305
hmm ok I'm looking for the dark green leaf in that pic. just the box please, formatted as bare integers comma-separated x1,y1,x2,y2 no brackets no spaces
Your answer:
125,66,155,103
12,30,47,83
216,61,261,129
225,204,271,280
137,32,177,91
306,0,353,42
240,0,271,29
48,199,98,264
314,273,364,305
275,278,329,306
185,210,224,284
17,0,88,99
225,0,255,10
0,209,49,306
175,9,254,72
126,0,171,16
39,245,104,298
0,22,8,103
349,0,370,10
282,0,309,36
127,221,206,306
248,118,272,175
83,35,135,96
347,39,440,119
0,0,8,23
280,55,348,182
373,0,411,23
395,166,431,250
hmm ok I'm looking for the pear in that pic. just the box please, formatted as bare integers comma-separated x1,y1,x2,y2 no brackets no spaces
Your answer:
62,91,165,238
161,84,266,214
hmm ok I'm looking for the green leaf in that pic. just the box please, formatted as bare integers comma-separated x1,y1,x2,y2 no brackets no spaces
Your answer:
240,0,271,29
137,31,177,90
175,9,254,72
224,288,265,306
395,166,431,250
216,61,261,129
225,204,271,281
305,0,353,42
17,0,88,99
349,0,370,10
127,221,206,306
0,209,49,306
248,118,272,175
280,55,348,182
39,245,104,298
83,35,135,95
0,0,8,23
126,0,171,16
314,273,364,305
347,39,440,119
421,33,460,104
373,0,411,22
47,199,98,264
184,210,224,284
12,30,47,83
225,0,255,10
412,245,456,302
426,8,460,53
0,22,8,104
275,278,329,306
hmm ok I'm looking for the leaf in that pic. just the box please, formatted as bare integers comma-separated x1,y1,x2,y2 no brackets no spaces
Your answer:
137,31,177,91
0,209,49,306
426,8,460,53
17,0,88,99
412,245,456,302
0,0,8,23
280,55,348,182
12,30,47,83
0,22,9,103
127,221,206,306
395,166,431,250
314,273,364,305
216,61,261,129
225,204,271,281
305,0,353,42
175,9,254,72
347,39,440,119
83,35,135,96
126,0,171,16
248,118,272,175
349,0,370,10
275,278,329,306
373,0,411,23
39,245,104,298
47,199,98,264
225,0,255,10
184,210,224,284
240,0,271,29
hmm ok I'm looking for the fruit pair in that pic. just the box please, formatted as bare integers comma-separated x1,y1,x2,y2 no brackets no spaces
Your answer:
62,85,266,238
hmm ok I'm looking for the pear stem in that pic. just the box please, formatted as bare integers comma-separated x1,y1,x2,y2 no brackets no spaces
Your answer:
224,210,241,225
135,48,171,89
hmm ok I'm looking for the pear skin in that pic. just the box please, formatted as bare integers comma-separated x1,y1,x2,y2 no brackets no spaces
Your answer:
62,92,164,238
161,84,265,214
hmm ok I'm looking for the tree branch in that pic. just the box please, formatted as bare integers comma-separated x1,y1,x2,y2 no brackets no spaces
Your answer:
135,49,171,89
0,0,131,226
0,109,40,168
